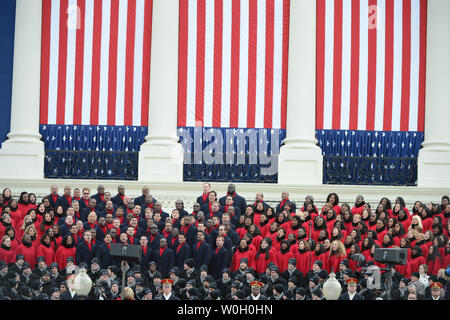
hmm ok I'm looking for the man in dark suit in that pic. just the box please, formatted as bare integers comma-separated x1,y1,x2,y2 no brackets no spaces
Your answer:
180,215,198,247
196,183,211,208
201,191,218,219
145,224,163,251
47,185,59,209
209,236,231,280
95,233,113,268
111,185,126,208
428,281,445,300
91,185,106,210
245,281,268,300
158,278,180,300
174,233,192,269
276,191,297,214
338,278,365,300
155,238,175,278
219,184,247,217
134,185,150,207
75,231,97,266
56,186,73,212
251,192,270,211
192,231,212,270
139,235,155,274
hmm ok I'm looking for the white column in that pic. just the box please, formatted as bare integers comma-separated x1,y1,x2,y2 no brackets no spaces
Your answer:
0,0,45,180
138,0,183,182
417,0,450,187
278,0,323,185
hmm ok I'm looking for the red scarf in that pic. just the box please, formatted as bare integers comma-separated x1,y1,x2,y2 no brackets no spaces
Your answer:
224,205,230,212
88,222,97,230
228,192,236,198
163,229,171,238
159,246,166,257
83,198,90,207
181,224,191,234
106,243,111,250
142,246,147,256
99,224,108,235
116,215,124,225
196,241,203,250
85,240,92,251
215,246,222,255
202,193,208,203
127,235,134,244
177,242,184,254
65,195,72,206
77,228,84,239
75,211,81,220
99,194,104,202
171,236,178,247
106,208,115,215
280,198,289,209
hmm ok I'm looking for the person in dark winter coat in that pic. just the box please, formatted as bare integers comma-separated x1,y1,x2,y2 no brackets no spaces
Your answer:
175,233,192,269
139,235,155,273
209,236,231,279
338,278,365,300
193,231,212,270
154,238,175,278
75,230,97,266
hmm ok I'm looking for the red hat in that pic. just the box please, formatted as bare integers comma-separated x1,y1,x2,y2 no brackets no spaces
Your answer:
161,278,174,286
346,278,358,285
430,282,443,290
250,281,263,289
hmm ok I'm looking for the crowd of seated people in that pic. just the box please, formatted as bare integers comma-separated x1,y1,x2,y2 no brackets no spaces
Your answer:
0,183,448,300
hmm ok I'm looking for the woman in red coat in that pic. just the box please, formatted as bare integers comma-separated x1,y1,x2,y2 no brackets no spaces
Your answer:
232,239,255,271
0,235,16,264
397,210,411,232
375,219,388,244
309,242,326,269
395,237,412,276
17,192,35,221
310,217,327,242
276,240,294,272
9,199,23,231
257,214,271,238
322,193,341,216
15,234,37,268
36,234,55,266
0,214,16,239
4,227,19,252
420,208,434,233
325,240,347,273
254,238,278,274
293,239,311,275
272,228,287,252
342,210,353,233
406,245,426,278
38,212,54,240
55,235,77,270
425,245,442,276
